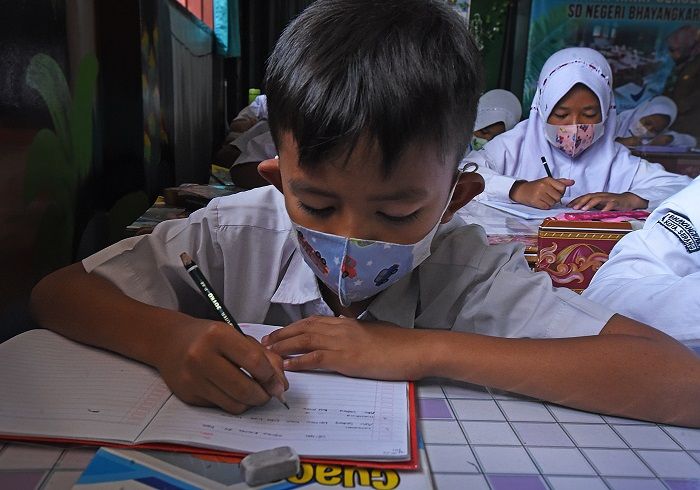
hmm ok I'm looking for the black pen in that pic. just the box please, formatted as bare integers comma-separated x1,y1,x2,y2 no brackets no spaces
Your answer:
541,156,553,178
179,252,289,409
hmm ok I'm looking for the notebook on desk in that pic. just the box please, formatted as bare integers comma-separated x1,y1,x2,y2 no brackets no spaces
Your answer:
0,325,417,469
480,200,584,220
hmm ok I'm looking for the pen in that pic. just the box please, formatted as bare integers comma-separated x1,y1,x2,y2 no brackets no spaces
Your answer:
541,156,553,178
179,252,289,409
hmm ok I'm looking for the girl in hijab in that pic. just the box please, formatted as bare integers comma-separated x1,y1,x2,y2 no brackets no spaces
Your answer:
465,48,691,211
471,89,522,150
616,96,697,149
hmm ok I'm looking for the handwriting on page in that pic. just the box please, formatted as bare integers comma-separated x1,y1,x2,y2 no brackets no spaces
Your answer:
139,371,408,457
137,324,409,459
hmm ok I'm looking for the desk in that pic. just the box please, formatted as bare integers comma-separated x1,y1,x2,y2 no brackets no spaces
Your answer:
2,340,700,490
456,201,540,267
631,148,700,179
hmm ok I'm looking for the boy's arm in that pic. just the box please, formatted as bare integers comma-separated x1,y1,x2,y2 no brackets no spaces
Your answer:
31,262,288,414
263,314,700,427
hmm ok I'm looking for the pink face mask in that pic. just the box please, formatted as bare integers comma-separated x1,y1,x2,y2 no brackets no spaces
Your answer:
544,122,604,158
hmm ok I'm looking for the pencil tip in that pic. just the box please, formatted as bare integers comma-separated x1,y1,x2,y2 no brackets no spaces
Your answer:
282,401,290,410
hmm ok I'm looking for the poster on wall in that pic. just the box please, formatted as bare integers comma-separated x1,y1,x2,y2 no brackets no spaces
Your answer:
525,0,700,145
445,0,470,19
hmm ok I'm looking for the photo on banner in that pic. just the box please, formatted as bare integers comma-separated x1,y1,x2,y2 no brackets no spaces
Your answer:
524,0,700,143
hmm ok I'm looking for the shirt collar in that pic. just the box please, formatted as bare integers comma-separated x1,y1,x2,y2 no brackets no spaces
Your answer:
270,250,324,305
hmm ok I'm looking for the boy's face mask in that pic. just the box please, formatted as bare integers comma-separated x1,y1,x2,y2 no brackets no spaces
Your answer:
544,122,605,158
471,136,488,151
290,178,459,307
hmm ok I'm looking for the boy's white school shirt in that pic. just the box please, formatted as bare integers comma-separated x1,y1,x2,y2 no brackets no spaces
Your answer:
584,177,700,340
83,186,614,339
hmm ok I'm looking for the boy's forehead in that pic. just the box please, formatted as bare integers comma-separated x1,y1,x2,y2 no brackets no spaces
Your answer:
277,131,453,182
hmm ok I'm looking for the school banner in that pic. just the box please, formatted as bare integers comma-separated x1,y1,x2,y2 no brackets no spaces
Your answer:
524,0,700,122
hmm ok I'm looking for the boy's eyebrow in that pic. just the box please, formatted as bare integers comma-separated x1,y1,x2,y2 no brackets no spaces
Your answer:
289,180,338,199
367,188,428,202
289,180,428,201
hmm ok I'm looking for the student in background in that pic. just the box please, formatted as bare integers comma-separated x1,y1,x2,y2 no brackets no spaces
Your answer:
213,94,275,189
584,176,699,341
471,89,522,150
665,25,700,139
31,0,699,427
616,96,697,149
466,48,691,211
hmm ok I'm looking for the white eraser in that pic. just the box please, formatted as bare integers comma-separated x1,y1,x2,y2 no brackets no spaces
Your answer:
240,446,300,486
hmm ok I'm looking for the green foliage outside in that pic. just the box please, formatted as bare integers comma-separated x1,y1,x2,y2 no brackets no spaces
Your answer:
24,53,98,276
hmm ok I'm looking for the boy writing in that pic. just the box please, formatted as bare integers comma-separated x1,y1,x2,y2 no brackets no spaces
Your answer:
31,0,699,426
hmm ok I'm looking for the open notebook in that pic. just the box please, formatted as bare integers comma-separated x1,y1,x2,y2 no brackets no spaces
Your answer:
480,200,584,220
0,325,416,468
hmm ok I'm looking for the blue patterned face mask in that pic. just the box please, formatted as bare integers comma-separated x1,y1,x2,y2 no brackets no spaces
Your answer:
290,181,458,307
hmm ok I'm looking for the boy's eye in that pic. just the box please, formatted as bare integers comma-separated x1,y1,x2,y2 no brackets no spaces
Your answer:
377,211,420,223
298,202,334,217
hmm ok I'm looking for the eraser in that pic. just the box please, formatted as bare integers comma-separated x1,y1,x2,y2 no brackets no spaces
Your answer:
240,446,300,486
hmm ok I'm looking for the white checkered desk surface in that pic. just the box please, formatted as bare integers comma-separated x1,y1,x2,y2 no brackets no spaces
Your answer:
2,341,699,490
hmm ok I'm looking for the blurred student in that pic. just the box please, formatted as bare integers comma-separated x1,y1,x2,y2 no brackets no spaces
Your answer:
584,176,698,340
30,1,699,427
665,25,700,138
471,89,522,150
616,96,696,149
213,94,275,188
465,48,691,211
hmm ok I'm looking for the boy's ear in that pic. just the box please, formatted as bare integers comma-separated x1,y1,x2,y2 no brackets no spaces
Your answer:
441,171,485,223
257,158,283,193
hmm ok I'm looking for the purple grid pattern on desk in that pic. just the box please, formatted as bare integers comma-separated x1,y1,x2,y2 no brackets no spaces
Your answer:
417,380,700,490
0,444,97,490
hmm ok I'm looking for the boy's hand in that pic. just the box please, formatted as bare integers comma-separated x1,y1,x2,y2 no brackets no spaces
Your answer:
156,319,288,414
509,177,575,209
569,191,648,211
261,316,428,380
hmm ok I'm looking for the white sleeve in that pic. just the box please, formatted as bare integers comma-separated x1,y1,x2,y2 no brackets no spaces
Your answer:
664,130,697,148
82,206,225,317
584,214,700,340
627,159,692,209
461,150,518,203
450,242,614,338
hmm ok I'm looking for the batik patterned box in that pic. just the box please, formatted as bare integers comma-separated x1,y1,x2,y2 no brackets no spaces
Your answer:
536,219,634,292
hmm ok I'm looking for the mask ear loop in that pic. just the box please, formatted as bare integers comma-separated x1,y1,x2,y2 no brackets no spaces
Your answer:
460,162,479,174
338,237,351,308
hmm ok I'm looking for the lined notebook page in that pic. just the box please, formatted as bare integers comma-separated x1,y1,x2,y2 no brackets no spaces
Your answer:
480,200,581,220
137,324,410,460
0,330,171,443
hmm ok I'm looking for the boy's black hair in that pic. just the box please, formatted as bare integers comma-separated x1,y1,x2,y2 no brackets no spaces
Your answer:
265,0,483,175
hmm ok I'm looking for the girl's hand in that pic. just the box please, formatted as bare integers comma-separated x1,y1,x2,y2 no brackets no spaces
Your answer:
568,191,648,211
510,177,575,209
615,135,642,147
261,316,431,380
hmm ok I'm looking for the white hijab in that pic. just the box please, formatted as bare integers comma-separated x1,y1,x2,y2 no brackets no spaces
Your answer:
474,89,522,132
475,47,642,201
616,96,677,138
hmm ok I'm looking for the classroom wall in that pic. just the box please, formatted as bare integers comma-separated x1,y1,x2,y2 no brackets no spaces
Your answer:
0,0,224,342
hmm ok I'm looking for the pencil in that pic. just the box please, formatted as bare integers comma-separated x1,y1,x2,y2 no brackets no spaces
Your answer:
541,156,553,178
179,252,289,409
